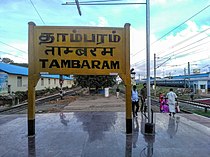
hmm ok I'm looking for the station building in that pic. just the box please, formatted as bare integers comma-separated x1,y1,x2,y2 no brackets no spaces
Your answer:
173,73,210,94
0,62,74,95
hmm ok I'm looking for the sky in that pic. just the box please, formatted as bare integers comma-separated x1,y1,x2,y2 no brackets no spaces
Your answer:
0,0,210,78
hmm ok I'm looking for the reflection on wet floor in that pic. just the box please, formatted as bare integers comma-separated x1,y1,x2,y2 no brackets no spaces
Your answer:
167,116,180,139
139,114,155,157
74,112,117,142
26,114,156,157
28,136,36,157
59,112,69,126
132,117,139,148
1,112,210,157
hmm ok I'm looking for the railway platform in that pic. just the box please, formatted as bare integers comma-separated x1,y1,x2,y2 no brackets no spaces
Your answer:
0,96,210,157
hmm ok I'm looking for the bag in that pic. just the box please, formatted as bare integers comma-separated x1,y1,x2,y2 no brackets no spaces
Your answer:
176,105,180,113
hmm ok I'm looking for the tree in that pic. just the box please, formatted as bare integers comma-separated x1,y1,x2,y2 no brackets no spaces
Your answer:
1,57,14,64
74,75,117,92
11,63,28,67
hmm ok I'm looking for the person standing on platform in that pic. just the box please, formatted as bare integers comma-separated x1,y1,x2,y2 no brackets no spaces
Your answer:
159,92,164,103
140,83,147,113
116,87,120,99
159,96,164,112
190,89,194,101
162,97,169,113
166,88,178,117
131,85,139,117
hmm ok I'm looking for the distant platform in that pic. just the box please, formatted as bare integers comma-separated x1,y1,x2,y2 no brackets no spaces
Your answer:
0,112,210,157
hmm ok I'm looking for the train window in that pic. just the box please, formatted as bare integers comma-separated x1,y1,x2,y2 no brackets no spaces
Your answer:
48,78,51,85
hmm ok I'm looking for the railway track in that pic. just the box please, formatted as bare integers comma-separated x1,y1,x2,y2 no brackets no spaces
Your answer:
177,98,210,113
151,97,210,114
0,87,83,114
2,86,209,115
178,98,210,107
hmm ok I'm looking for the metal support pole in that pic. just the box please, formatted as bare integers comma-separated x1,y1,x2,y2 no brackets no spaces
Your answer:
144,0,155,135
154,53,156,98
188,62,190,89
146,0,151,123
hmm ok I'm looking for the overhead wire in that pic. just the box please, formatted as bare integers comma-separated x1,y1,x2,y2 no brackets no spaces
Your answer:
147,38,210,71
78,0,123,2
151,4,210,45
155,51,210,72
29,0,45,24
159,36,210,59
131,26,210,68
0,41,27,54
171,41,210,59
132,4,210,57
131,42,210,74
0,0,46,59
1,0,141,59
0,51,26,60
1,1,209,67
62,0,146,5
176,45,209,57
154,48,210,73
156,27,210,56
133,43,210,73
132,21,210,70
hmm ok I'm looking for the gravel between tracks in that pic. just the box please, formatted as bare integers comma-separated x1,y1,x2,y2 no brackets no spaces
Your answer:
18,90,159,113
38,92,161,113
63,94,125,112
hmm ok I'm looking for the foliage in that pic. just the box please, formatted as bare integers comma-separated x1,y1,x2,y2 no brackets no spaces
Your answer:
13,87,62,103
1,57,14,63
15,91,28,102
74,75,117,90
11,63,28,67
1,57,28,67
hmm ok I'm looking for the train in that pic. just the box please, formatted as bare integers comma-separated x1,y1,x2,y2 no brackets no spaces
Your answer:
138,76,210,94
151,79,190,88
138,78,189,88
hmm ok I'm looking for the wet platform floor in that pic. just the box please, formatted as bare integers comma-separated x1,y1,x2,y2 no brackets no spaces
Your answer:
0,112,210,157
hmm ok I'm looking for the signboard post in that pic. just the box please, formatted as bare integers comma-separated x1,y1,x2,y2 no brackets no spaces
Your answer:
28,22,132,135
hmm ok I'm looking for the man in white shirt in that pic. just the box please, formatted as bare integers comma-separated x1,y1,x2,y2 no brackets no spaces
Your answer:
166,88,178,117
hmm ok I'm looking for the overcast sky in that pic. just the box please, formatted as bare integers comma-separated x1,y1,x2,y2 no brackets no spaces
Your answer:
0,0,209,78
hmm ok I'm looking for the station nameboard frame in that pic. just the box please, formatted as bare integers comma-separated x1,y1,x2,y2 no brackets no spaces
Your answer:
27,22,132,136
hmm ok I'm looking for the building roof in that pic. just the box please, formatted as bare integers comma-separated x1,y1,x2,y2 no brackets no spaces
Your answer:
0,62,28,76
172,73,209,79
40,74,73,80
0,62,73,80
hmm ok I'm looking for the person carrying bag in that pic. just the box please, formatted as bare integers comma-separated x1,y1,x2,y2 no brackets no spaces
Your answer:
176,101,180,113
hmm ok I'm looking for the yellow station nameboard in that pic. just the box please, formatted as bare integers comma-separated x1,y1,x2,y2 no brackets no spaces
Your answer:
32,26,126,75
28,23,132,136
